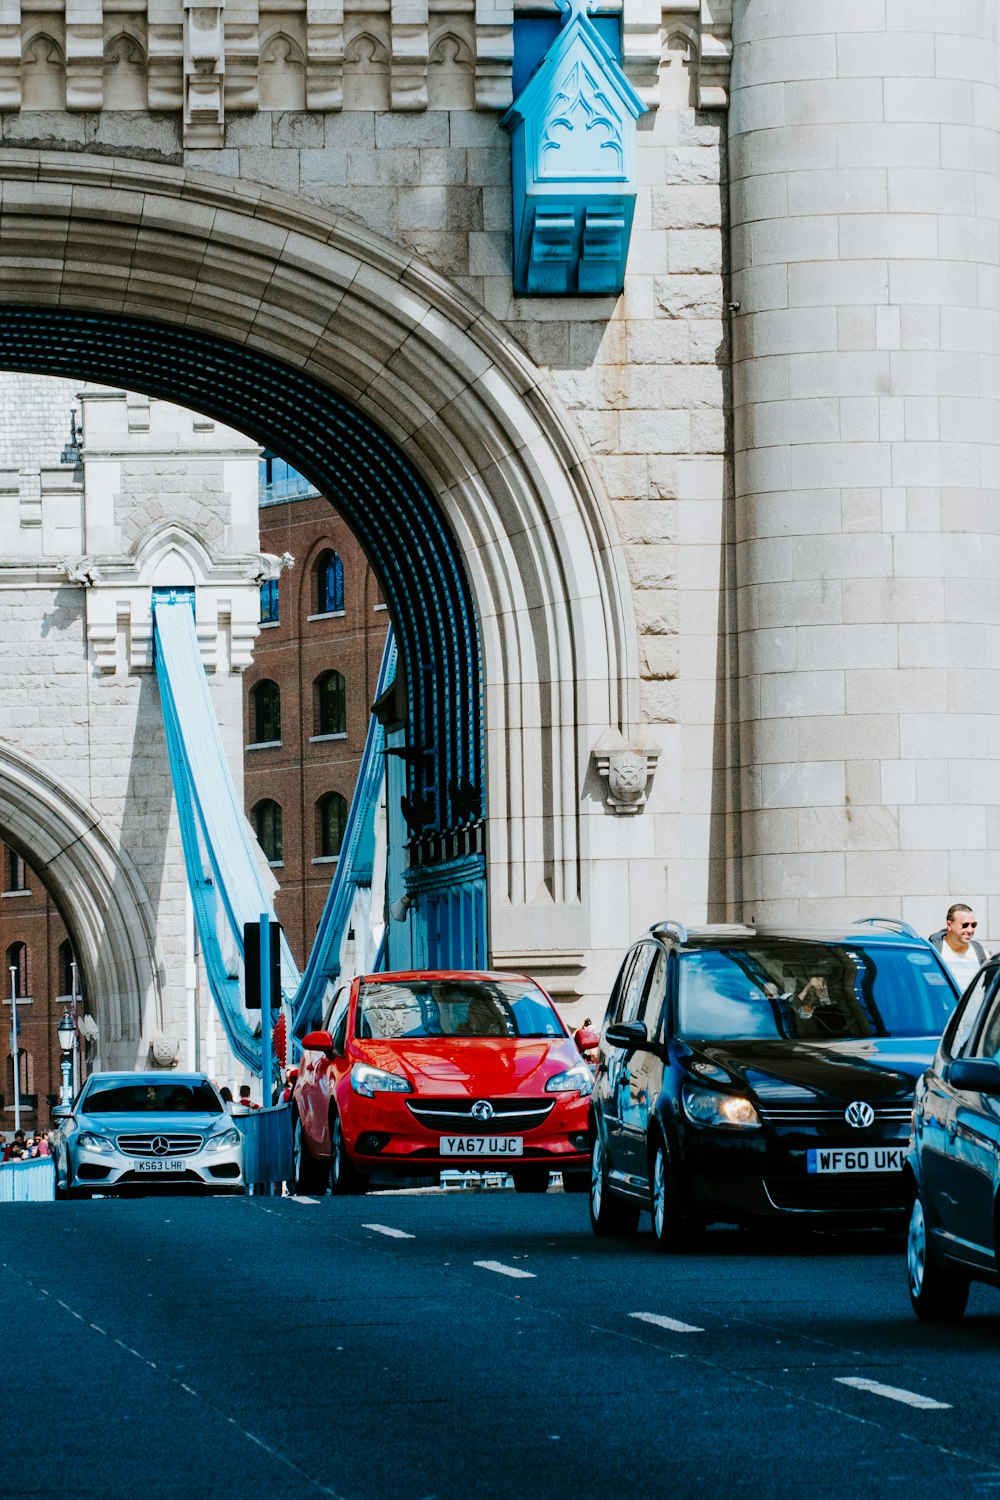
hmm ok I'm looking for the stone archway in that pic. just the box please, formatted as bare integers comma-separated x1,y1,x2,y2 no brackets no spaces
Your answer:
0,744,165,1067
0,150,640,1013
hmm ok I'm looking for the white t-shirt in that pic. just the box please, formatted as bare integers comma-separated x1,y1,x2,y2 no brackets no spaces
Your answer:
938,940,983,996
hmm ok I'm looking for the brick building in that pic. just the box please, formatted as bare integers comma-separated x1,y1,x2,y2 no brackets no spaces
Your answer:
244,467,389,969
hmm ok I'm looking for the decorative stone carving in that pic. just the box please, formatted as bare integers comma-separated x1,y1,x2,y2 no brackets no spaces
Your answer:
150,1032,180,1066
661,0,731,109
502,0,645,295
183,0,225,147
0,0,21,110
65,0,104,110
592,729,660,814
305,0,344,111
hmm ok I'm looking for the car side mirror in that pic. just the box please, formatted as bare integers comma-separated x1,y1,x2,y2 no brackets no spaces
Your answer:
574,1026,600,1055
606,1020,649,1050
948,1058,1000,1094
301,1030,336,1057
50,1105,72,1122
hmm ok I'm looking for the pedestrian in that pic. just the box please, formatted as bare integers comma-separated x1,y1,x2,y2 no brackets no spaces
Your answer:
234,1083,260,1112
219,1085,234,1112
929,903,990,994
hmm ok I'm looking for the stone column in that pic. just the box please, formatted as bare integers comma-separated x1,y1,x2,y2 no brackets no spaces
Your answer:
728,1,1000,934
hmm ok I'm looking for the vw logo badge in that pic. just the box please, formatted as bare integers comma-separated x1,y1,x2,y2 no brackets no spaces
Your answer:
470,1100,494,1122
844,1100,875,1130
151,1135,171,1155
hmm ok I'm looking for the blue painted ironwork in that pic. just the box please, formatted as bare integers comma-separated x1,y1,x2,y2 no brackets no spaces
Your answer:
154,591,300,1070
502,0,646,295
294,631,398,1034
404,855,489,971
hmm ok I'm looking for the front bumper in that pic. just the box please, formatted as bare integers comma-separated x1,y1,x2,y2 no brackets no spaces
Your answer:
70,1142,244,1193
342,1091,591,1173
683,1124,912,1220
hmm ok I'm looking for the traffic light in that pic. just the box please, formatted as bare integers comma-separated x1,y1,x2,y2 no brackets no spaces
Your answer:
244,920,281,1010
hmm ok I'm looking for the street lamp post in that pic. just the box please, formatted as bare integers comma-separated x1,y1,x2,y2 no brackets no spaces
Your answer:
9,965,20,1136
57,1011,75,1107
70,960,81,1096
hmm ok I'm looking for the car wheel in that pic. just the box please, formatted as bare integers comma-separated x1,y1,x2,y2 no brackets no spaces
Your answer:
650,1138,701,1253
589,1130,639,1237
330,1112,368,1197
907,1194,969,1321
292,1117,329,1196
513,1169,550,1193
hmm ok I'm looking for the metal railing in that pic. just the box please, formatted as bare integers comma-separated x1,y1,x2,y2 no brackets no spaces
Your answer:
0,1157,55,1202
232,1103,292,1189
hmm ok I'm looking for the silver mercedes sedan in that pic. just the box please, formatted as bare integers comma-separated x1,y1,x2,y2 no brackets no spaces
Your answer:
52,1072,244,1197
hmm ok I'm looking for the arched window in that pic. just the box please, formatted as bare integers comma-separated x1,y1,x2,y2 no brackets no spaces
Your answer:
260,578,279,624
318,793,348,858
254,800,283,864
316,550,345,614
58,940,78,998
250,680,281,744
5,942,28,999
316,670,347,736
6,848,26,892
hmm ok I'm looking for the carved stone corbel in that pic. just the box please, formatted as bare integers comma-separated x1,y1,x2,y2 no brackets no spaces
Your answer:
148,0,184,110
306,0,344,111
390,0,428,110
474,0,512,110
183,0,225,147
593,729,661,814
0,0,22,110
65,0,105,110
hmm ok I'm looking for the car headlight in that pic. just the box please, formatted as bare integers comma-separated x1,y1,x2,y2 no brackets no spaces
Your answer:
545,1064,593,1097
681,1084,760,1129
78,1131,115,1154
351,1062,413,1097
205,1127,242,1153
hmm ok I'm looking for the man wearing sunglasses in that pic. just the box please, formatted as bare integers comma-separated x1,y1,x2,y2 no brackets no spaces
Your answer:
929,903,990,993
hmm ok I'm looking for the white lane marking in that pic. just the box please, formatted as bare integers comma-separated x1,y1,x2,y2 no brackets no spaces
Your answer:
363,1223,415,1240
474,1260,536,1280
630,1311,704,1334
835,1377,951,1411
288,1195,319,1205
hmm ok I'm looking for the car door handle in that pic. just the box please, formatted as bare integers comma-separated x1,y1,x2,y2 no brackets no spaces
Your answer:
947,1119,957,1137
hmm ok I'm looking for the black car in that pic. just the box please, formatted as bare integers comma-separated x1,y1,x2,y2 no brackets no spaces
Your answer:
906,955,1000,1320
589,918,960,1248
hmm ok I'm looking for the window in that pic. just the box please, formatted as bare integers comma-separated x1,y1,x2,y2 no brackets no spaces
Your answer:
6,849,26,892
316,550,344,614
620,945,656,1025
254,800,283,863
260,578,279,624
316,670,347,736
318,792,348,858
5,942,28,999
946,966,995,1058
250,680,281,744
57,940,78,998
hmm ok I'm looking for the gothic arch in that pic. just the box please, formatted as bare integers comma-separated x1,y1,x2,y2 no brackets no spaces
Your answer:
0,151,639,1003
0,742,164,1063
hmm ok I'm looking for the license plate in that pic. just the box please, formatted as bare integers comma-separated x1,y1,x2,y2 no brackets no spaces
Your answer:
807,1147,905,1174
440,1136,523,1156
135,1159,186,1172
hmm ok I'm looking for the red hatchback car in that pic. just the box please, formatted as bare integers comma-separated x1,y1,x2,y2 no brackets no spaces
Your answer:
290,970,595,1195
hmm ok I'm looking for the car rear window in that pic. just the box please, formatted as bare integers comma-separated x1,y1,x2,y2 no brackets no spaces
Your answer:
83,1081,223,1113
678,942,958,1042
355,980,564,1040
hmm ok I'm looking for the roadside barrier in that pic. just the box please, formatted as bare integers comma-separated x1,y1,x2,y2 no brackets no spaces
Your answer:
0,1157,55,1203
232,1102,292,1191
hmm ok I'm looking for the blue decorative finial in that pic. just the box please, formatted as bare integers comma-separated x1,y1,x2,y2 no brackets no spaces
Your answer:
553,0,591,19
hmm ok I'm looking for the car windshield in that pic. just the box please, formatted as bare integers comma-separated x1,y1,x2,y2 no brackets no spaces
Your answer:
355,980,563,1040
677,942,958,1042
82,1081,223,1114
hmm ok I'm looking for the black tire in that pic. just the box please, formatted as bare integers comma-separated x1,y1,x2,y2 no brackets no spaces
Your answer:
330,1112,368,1196
561,1170,590,1194
907,1194,969,1321
589,1130,639,1237
292,1117,329,1196
513,1169,550,1194
649,1138,701,1253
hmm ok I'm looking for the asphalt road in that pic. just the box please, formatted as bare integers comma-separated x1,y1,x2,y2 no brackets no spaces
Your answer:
3,1186,1000,1500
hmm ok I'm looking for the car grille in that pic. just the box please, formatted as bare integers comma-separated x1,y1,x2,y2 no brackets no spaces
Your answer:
115,1133,204,1158
757,1102,912,1127
405,1098,555,1134
765,1176,908,1212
